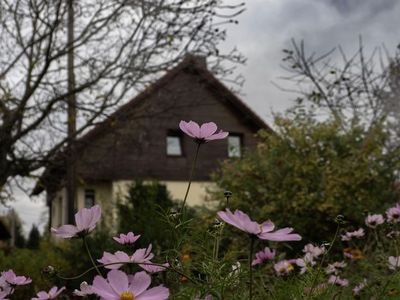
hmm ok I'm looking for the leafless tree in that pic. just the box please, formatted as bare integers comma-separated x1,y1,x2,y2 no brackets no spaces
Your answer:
277,38,400,133
0,0,245,202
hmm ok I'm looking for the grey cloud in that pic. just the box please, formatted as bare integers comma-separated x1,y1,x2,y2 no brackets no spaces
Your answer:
221,0,400,122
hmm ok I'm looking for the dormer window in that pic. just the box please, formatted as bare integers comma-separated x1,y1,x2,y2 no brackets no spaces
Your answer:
166,130,183,156
228,134,242,158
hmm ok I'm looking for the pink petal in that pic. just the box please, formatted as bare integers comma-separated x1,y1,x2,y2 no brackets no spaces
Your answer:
218,209,260,234
128,271,151,296
74,208,88,230
258,227,302,241
205,130,229,141
113,236,123,243
92,275,118,299
200,122,217,138
260,220,275,233
234,210,260,234
51,225,79,238
135,285,169,300
48,286,57,296
179,120,199,138
36,291,49,298
87,205,102,230
107,270,129,295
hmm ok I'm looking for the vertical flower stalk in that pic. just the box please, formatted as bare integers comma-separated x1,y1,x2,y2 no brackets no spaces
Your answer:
180,142,201,213
249,236,255,300
307,221,341,299
83,237,101,276
178,120,229,214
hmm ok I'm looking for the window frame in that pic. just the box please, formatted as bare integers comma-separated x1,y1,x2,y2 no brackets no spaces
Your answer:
227,133,243,158
166,129,184,157
84,189,96,208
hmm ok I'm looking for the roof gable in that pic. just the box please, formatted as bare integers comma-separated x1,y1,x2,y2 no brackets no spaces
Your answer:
33,55,272,195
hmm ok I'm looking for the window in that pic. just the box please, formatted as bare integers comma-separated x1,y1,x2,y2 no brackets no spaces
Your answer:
228,135,242,158
166,130,183,156
84,189,96,208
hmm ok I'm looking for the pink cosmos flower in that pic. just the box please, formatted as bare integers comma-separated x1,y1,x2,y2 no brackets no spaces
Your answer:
296,254,317,274
325,261,347,275
341,228,364,241
31,286,65,300
51,205,101,238
274,260,295,276
113,232,141,245
328,275,349,287
303,244,325,259
1,270,31,286
0,289,10,300
252,247,276,266
386,204,400,223
217,209,301,241
98,245,154,270
365,214,384,228
73,282,93,297
179,121,228,143
91,270,169,300
352,279,367,296
388,256,400,270
0,276,12,299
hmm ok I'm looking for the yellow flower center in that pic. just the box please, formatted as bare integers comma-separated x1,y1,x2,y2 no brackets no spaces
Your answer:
120,291,135,300
279,263,294,274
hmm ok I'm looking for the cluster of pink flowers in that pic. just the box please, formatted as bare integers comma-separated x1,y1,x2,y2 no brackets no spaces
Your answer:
341,228,365,241
50,205,170,299
15,120,400,298
271,243,325,276
0,270,64,300
0,270,31,299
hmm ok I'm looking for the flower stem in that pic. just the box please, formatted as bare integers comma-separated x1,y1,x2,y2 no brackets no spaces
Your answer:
56,261,196,284
83,237,101,276
249,237,255,300
307,223,340,299
180,142,201,214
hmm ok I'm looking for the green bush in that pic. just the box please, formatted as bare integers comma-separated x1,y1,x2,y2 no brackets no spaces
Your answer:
116,181,181,252
213,116,400,243
0,240,70,298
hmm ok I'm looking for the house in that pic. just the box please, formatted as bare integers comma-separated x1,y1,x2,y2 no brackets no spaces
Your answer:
33,55,272,229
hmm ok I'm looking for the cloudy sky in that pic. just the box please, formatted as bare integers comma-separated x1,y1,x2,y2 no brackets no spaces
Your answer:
5,0,400,235
222,0,400,120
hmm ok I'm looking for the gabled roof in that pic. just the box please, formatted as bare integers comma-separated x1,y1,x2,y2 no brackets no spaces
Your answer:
32,55,272,195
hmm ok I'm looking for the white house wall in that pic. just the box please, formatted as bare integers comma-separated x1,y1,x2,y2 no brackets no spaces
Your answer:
50,180,214,230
